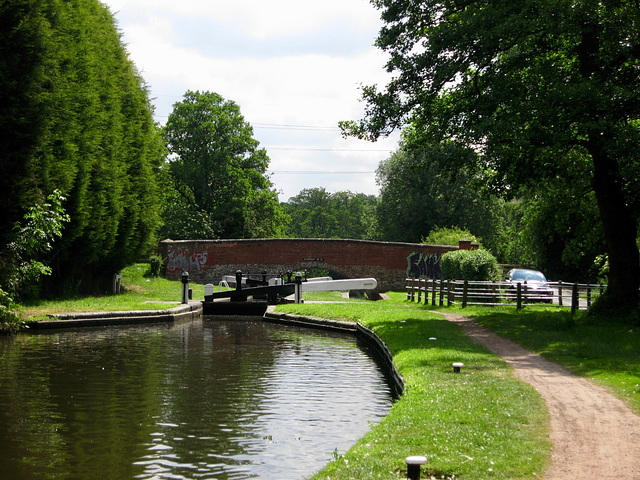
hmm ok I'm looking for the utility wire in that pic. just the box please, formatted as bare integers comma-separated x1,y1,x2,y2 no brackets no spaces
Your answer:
264,146,392,152
270,170,376,175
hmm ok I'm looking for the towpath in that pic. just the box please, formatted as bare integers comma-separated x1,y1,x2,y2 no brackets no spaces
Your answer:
439,312,640,480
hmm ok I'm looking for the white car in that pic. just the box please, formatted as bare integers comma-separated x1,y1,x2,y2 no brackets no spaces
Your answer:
506,268,554,303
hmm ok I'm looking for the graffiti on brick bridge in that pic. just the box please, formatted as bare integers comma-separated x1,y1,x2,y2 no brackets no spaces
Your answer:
167,249,211,273
406,251,441,279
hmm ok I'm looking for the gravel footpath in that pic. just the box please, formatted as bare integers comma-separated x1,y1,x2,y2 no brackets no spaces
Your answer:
440,312,640,480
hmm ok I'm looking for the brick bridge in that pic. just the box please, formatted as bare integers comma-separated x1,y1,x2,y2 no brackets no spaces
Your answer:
159,238,477,291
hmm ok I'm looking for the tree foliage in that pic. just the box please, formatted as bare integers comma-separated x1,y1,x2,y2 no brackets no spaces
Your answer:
506,178,606,282
375,147,502,245
0,0,164,294
0,190,70,298
345,0,640,310
283,188,378,239
161,91,286,239
0,191,69,333
423,226,479,247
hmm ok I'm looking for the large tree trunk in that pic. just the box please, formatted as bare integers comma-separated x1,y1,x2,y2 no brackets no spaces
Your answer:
589,137,639,313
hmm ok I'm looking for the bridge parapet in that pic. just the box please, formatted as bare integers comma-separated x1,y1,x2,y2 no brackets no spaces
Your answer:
159,238,460,292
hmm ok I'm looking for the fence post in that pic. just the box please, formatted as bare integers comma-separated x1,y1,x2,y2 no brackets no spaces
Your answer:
431,278,437,305
439,279,444,306
447,280,453,306
571,283,579,315
113,274,122,295
462,280,469,308
558,280,563,307
586,283,591,308
516,283,522,310
416,278,422,304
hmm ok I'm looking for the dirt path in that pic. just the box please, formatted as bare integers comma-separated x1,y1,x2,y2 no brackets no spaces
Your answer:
439,312,640,480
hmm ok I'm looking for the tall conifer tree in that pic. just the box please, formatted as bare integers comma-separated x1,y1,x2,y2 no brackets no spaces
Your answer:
0,0,164,294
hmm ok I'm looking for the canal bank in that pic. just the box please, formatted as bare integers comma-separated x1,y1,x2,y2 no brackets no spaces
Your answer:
28,301,203,329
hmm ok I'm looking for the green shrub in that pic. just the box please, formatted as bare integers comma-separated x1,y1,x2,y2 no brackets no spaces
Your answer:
0,288,24,334
422,226,480,246
441,249,499,281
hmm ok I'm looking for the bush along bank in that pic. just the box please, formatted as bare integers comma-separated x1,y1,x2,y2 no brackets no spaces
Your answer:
275,293,550,480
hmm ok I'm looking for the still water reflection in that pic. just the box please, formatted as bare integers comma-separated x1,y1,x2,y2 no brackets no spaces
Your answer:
0,318,392,479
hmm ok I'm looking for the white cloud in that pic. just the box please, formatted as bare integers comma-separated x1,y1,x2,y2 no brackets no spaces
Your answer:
108,0,381,40
102,0,400,200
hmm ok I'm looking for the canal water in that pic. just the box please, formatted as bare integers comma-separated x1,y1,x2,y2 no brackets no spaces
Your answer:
0,318,393,480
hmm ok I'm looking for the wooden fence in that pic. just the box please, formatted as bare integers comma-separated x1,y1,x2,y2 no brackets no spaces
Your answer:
405,278,605,313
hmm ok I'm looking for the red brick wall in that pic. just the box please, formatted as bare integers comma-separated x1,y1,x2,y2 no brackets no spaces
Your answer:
159,238,459,291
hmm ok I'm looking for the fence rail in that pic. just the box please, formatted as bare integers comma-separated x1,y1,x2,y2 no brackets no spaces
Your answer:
405,278,605,312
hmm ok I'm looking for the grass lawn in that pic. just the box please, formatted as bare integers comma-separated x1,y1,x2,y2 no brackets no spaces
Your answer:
277,294,550,480
17,264,205,321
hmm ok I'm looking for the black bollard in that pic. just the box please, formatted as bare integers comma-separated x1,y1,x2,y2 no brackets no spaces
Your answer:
181,271,190,304
294,272,303,304
406,456,427,480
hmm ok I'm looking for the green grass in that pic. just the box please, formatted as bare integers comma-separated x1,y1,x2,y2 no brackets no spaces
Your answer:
455,304,640,415
17,264,205,320
277,293,550,480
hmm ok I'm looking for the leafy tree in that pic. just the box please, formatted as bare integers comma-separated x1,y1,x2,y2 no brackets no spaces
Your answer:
283,188,378,239
345,0,640,311
162,91,286,239
1,0,164,293
375,147,501,244
509,178,606,282
0,191,69,332
0,190,69,297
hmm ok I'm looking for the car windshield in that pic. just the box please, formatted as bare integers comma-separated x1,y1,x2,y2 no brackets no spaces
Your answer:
511,270,547,282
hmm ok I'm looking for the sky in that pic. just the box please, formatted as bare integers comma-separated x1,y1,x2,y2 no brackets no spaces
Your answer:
101,0,401,201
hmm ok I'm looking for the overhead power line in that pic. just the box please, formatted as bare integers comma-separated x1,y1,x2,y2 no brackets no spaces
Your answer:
265,146,392,152
270,170,376,175
253,123,340,131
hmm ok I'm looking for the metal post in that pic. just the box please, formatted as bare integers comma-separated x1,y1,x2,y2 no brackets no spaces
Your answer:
235,270,243,291
294,272,303,304
405,456,427,480
571,283,579,315
517,282,522,310
181,271,190,304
